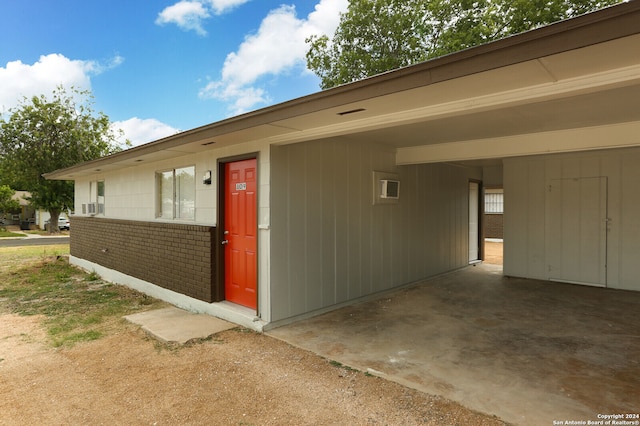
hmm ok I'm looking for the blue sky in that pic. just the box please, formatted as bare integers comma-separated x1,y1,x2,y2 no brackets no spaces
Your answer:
0,0,348,146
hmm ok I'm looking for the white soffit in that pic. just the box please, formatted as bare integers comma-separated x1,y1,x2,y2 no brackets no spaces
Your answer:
265,34,640,147
396,121,640,165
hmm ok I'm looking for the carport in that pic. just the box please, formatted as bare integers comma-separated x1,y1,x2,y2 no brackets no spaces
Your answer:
268,263,640,425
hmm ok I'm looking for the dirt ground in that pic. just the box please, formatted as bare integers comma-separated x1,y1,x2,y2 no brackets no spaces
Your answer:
0,311,509,425
483,240,503,265
1,240,507,425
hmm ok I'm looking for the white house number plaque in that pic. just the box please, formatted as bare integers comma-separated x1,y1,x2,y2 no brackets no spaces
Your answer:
235,183,247,191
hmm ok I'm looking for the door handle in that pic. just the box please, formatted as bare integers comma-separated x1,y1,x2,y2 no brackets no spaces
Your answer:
221,240,229,245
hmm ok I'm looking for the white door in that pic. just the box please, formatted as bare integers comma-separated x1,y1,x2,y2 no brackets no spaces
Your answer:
469,181,480,263
546,177,608,286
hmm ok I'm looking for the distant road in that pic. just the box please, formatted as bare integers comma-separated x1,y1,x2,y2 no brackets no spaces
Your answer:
0,237,69,247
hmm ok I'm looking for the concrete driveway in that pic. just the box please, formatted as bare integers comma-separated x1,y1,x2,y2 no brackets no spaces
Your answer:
268,264,640,425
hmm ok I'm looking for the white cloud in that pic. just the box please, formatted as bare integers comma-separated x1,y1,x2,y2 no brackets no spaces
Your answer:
156,0,251,35
90,55,125,74
206,0,252,15
111,117,180,147
0,54,172,149
0,53,123,115
202,81,269,116
305,0,350,37
155,1,211,36
199,0,348,114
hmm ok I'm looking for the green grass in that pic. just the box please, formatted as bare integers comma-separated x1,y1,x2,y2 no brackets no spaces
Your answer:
0,229,25,238
0,245,165,347
328,359,358,372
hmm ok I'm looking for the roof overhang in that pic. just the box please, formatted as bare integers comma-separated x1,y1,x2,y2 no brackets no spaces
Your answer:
46,1,640,180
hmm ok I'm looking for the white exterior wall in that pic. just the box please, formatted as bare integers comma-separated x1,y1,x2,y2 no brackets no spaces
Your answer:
270,138,482,323
73,136,483,325
504,146,640,291
73,139,274,322
74,140,271,224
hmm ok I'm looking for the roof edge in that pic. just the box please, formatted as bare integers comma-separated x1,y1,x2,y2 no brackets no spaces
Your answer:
46,1,640,180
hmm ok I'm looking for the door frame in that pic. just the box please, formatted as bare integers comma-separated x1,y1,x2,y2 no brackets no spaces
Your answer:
545,176,608,287
469,179,484,263
216,153,260,311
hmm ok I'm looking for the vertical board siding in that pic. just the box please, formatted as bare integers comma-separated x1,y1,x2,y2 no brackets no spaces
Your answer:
347,144,364,299
287,143,308,311
504,147,640,291
620,150,640,288
320,143,337,306
269,146,291,311
334,143,350,303
270,140,478,321
305,142,324,311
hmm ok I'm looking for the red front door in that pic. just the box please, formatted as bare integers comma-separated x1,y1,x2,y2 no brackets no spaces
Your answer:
224,159,257,309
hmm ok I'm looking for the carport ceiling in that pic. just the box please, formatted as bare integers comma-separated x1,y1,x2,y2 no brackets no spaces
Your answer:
340,83,640,148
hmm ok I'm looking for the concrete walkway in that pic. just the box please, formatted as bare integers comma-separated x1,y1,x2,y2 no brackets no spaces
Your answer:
268,264,640,425
125,307,236,344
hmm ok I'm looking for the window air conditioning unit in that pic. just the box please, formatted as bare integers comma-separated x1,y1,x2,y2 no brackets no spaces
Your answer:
372,171,400,205
380,179,400,199
87,202,97,215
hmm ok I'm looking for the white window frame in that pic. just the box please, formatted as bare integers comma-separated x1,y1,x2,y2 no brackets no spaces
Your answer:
155,166,195,220
484,189,504,214
97,181,105,215
88,180,105,215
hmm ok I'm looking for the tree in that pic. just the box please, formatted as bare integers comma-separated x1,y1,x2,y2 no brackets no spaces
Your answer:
306,0,622,89
0,86,124,233
0,185,20,230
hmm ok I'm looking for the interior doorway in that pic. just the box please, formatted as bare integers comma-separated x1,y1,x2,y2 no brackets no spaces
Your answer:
469,181,482,263
483,187,504,266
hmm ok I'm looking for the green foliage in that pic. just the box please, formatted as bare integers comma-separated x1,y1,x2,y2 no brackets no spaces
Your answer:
306,0,623,89
85,270,101,281
0,184,20,216
0,86,125,232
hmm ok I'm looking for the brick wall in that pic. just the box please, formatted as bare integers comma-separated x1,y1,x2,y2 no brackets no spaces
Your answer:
70,217,218,302
484,213,504,239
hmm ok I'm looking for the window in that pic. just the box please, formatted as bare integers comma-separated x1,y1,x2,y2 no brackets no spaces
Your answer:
156,166,195,220
484,189,504,214
97,181,105,214
88,180,105,215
